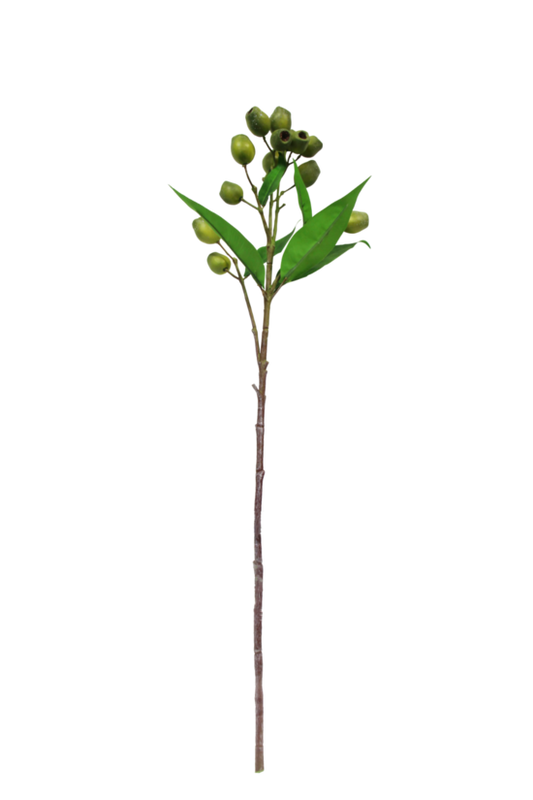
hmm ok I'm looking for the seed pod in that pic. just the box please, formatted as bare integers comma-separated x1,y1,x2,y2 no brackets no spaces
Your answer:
302,135,323,158
270,128,293,152
270,106,292,132
262,151,280,173
289,130,309,155
220,181,243,205
189,216,224,247
204,250,231,278
298,158,324,189
228,131,258,167
246,106,271,137
345,211,369,234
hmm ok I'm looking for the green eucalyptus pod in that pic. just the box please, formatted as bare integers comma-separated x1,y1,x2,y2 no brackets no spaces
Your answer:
345,211,369,234
289,130,309,155
262,151,280,173
192,216,220,244
207,252,231,275
246,106,271,137
231,134,256,165
270,106,292,132
302,135,323,158
219,181,243,205
270,128,293,152
298,160,320,188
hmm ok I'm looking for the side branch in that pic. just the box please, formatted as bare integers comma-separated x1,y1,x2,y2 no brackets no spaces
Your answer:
243,165,270,241
241,166,260,206
216,242,260,366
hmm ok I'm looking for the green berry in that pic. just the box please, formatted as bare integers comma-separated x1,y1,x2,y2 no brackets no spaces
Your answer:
262,151,278,173
192,217,220,244
270,106,291,132
270,128,293,152
231,134,256,165
345,211,369,234
246,106,271,137
298,160,320,188
207,252,231,275
220,181,243,205
289,130,309,155
302,135,323,158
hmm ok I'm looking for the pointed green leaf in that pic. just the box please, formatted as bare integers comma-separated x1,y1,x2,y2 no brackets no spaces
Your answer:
357,236,374,253
256,227,297,262
280,177,371,284
170,185,265,287
257,152,287,206
292,160,312,224
290,243,355,281
287,239,374,286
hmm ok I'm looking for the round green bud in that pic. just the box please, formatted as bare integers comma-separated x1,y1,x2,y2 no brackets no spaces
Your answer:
302,135,323,158
207,252,231,275
231,134,255,165
262,151,279,173
298,160,320,188
246,106,271,137
192,216,220,244
345,211,369,234
219,181,243,205
270,128,293,152
270,106,292,132
289,130,309,155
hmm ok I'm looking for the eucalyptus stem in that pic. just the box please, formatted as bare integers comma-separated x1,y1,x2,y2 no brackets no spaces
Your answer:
253,287,272,774
195,129,290,773
251,173,285,772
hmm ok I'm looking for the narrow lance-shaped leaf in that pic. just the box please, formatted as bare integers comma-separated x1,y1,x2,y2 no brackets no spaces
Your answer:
280,176,371,284
258,159,287,207
169,185,265,287
288,240,371,283
292,159,312,224
257,227,297,263
357,236,374,253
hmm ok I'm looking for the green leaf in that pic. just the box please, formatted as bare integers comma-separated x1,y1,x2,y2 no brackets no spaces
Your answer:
256,227,297,263
170,185,265,287
286,239,374,286
258,160,287,207
357,236,374,253
292,160,312,224
280,176,371,284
